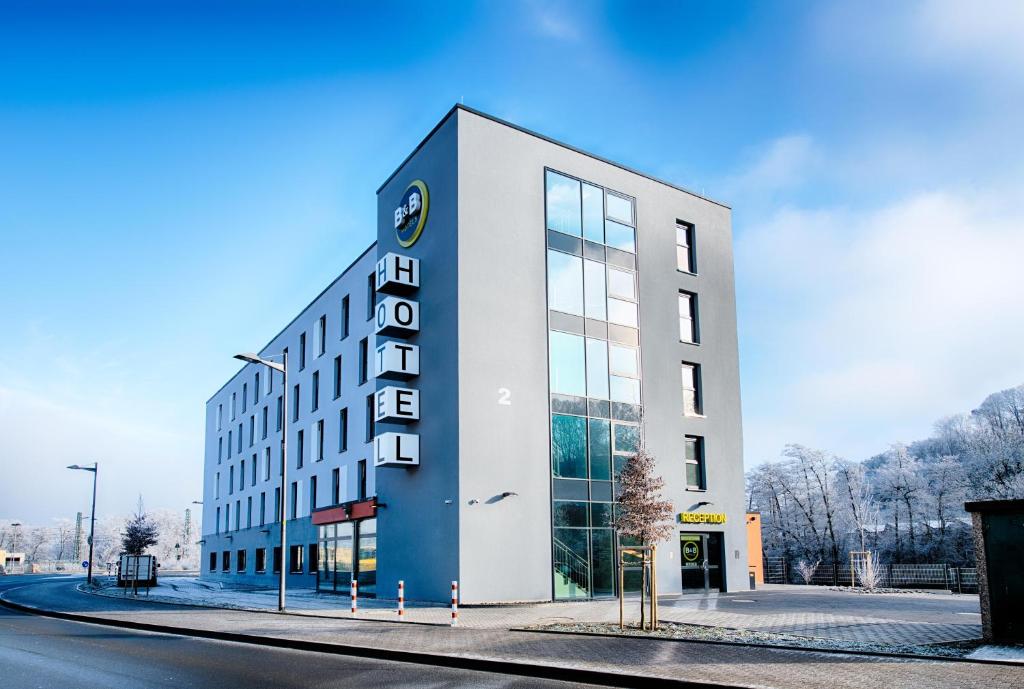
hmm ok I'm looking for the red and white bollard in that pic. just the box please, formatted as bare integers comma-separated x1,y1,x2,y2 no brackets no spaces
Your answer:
450,580,459,627
350,578,358,614
397,580,405,619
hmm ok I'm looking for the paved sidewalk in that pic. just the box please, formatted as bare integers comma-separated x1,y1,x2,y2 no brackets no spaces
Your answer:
3,579,1020,689
93,577,982,645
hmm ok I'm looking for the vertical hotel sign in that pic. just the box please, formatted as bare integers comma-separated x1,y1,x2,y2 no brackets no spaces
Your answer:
373,180,427,468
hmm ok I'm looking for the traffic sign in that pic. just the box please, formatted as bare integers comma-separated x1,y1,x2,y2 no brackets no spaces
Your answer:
81,561,89,568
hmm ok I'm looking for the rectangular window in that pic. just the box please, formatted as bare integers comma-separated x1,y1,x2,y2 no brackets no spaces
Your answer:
547,249,583,316
583,259,606,320
293,384,300,422
264,447,271,481
217,404,223,431
249,415,255,446
358,338,368,384
681,362,702,416
222,550,230,572
242,384,247,414
607,267,635,301
261,406,268,439
231,393,236,420
290,481,298,519
276,396,283,431
333,355,342,399
254,372,260,405
358,459,367,500
234,499,240,530
308,544,318,574
229,466,234,495
224,504,229,532
310,475,318,511
551,414,587,479
237,424,242,453
317,315,326,357
341,295,350,339
316,419,324,461
259,492,266,526
255,547,266,573
215,472,220,498
218,437,223,463
546,170,582,237
676,221,695,273
239,460,245,491
331,468,340,505
296,429,304,469
548,331,586,397
215,506,220,534
582,182,604,243
607,298,638,328
273,546,281,574
311,371,320,412
227,431,232,458
585,338,609,400
289,544,304,573
246,496,252,528
299,332,306,371
685,436,706,489
252,453,257,486
339,407,348,452
365,394,374,442
209,551,217,572
366,273,375,320
679,291,698,344
274,487,281,524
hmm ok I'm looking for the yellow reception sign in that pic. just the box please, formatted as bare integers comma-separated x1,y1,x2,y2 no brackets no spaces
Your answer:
679,512,727,524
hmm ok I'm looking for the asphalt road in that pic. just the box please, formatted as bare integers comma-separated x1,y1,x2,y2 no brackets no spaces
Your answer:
0,575,602,689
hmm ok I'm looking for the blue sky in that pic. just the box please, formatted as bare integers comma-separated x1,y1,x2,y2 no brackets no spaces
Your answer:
3,1,1023,523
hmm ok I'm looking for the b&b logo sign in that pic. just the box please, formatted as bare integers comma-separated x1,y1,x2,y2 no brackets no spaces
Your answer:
394,179,429,248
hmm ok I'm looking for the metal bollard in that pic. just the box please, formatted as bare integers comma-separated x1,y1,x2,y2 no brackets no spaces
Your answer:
350,578,358,614
398,580,405,619
450,580,458,627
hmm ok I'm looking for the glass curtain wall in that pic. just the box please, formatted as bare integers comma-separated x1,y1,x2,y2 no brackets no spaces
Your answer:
317,518,376,596
545,170,641,599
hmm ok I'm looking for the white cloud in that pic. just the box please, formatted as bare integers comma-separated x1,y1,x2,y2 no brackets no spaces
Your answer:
527,1,581,42
737,186,1024,464
723,135,819,199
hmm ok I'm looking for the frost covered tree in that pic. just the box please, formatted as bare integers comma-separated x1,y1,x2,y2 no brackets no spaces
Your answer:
121,499,159,556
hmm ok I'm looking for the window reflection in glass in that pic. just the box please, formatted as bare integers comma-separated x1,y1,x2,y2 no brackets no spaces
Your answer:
607,298,638,328
605,220,635,253
613,423,640,454
588,418,611,481
582,183,604,243
610,375,641,404
607,267,635,301
552,414,588,478
585,338,609,400
553,500,590,527
549,331,586,396
546,171,582,237
608,344,639,378
547,250,583,315
583,260,607,320
606,194,633,225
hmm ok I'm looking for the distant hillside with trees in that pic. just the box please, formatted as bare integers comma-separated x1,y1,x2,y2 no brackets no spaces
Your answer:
746,383,1024,567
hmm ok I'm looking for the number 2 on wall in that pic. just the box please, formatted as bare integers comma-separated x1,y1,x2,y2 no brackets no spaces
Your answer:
497,388,512,406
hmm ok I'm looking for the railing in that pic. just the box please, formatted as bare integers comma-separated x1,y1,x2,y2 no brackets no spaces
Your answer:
553,538,590,595
763,557,978,593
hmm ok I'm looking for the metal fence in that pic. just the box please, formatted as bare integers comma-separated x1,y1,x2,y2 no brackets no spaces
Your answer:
763,557,978,593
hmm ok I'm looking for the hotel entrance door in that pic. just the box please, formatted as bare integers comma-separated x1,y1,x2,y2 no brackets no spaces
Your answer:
679,532,723,592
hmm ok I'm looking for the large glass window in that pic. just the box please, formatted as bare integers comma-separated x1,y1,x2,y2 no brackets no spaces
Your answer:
585,339,609,400
608,344,639,378
552,414,587,478
588,419,611,481
605,221,635,253
613,424,640,454
549,332,586,396
610,376,641,404
606,194,634,225
607,267,635,301
583,260,606,320
546,171,582,237
547,250,583,316
607,298,638,328
581,183,604,243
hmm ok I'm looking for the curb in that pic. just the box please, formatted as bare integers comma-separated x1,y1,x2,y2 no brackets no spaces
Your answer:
514,627,1022,668
0,594,752,689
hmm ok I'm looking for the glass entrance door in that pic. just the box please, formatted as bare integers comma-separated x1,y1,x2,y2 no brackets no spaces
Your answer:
679,532,724,592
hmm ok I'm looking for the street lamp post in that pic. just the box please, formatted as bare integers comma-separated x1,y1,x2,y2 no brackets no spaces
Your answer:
235,351,288,611
67,463,98,586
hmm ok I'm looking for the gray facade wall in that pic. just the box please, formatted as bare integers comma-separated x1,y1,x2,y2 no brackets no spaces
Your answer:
374,114,461,603
201,245,379,585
